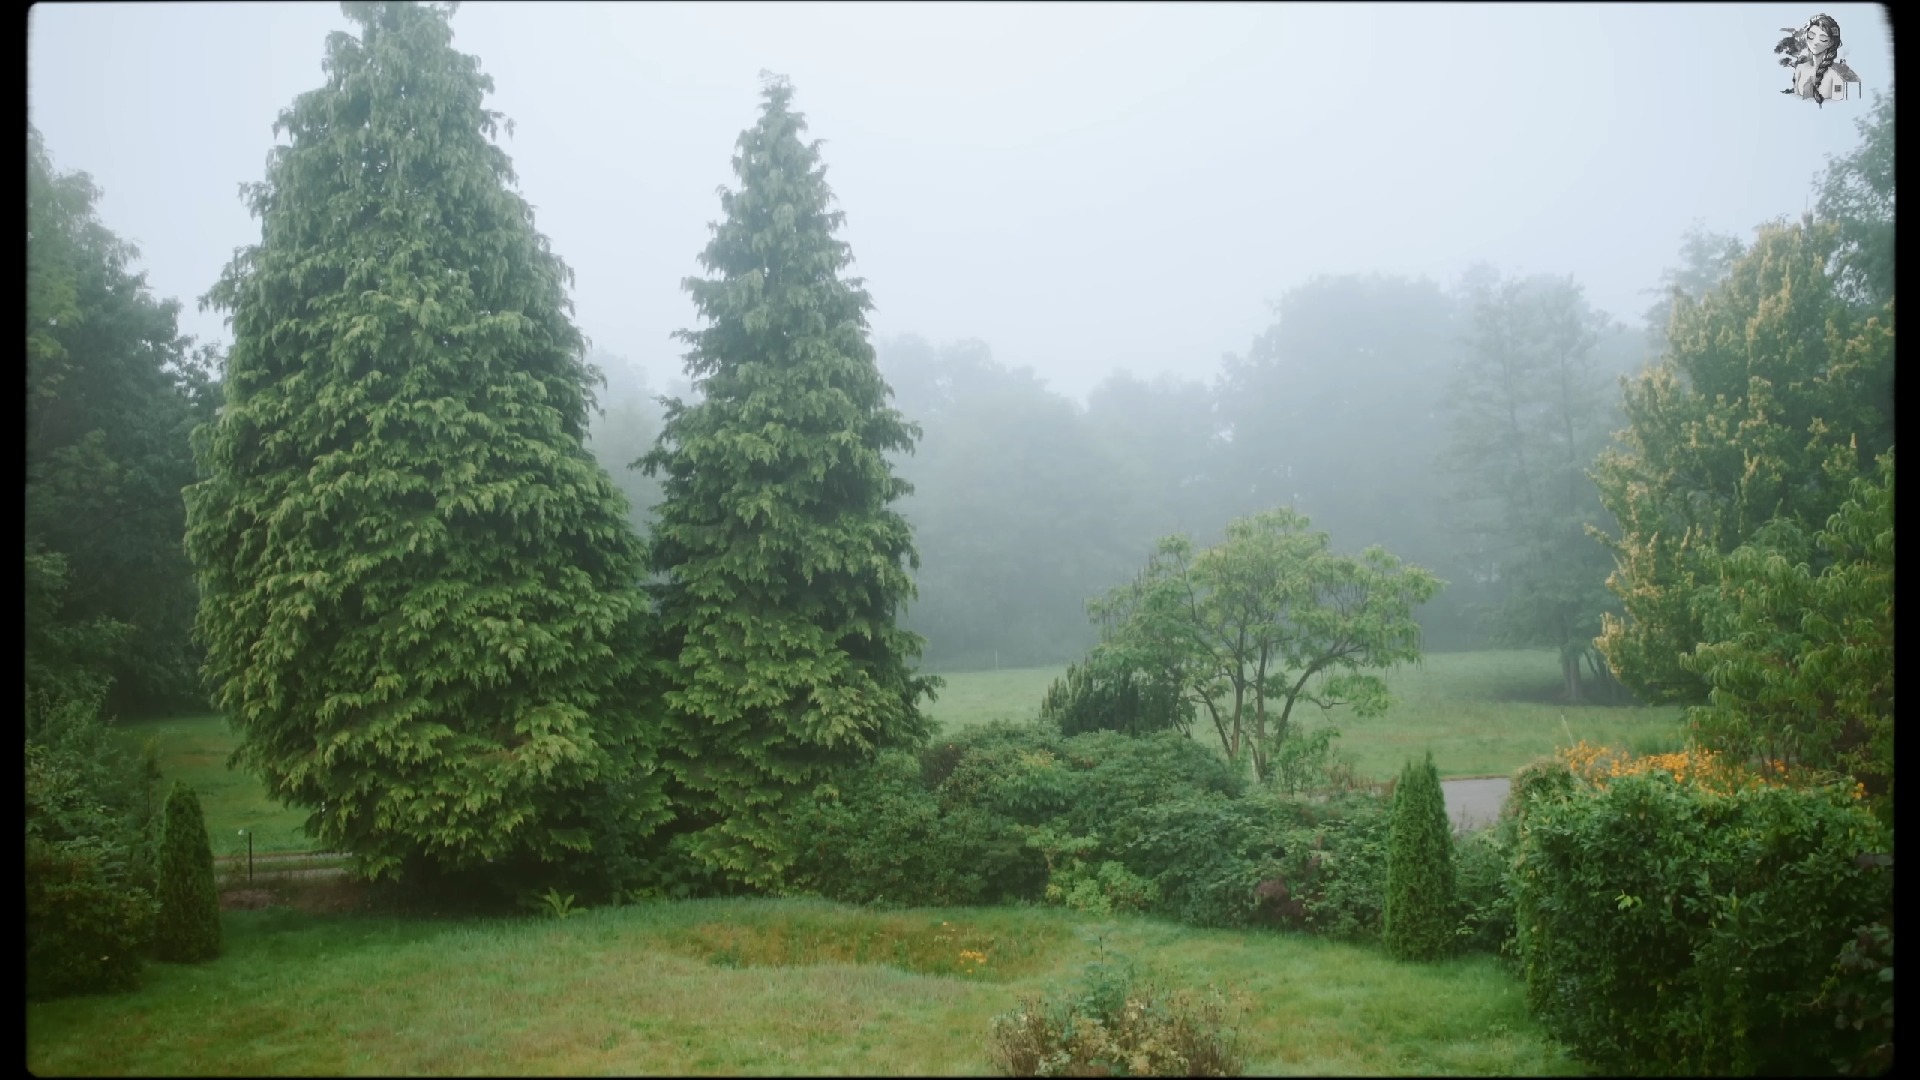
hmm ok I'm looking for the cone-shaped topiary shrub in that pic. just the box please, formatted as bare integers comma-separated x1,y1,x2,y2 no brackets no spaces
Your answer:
1383,751,1456,961
154,782,222,963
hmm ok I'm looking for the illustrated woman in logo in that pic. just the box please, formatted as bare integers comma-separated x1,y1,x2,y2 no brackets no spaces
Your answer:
1775,14,1859,106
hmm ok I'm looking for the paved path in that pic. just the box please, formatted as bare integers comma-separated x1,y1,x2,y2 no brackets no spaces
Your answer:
1441,777,1512,834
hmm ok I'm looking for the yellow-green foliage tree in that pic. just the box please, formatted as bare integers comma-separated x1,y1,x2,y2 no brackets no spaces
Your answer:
1593,217,1894,706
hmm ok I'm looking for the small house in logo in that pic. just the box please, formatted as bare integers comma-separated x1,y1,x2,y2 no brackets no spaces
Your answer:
1775,13,1860,106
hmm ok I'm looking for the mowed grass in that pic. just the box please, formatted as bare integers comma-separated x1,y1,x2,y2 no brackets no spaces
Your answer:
927,650,1687,781
26,898,1584,1077
109,715,320,855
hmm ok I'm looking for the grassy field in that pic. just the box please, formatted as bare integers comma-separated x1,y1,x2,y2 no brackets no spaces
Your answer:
927,649,1687,781
27,897,1583,1076
112,714,321,856
42,649,1645,1074
116,649,1684,853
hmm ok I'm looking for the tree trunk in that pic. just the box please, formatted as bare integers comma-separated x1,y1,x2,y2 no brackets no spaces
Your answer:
1562,651,1585,705
1585,647,1624,705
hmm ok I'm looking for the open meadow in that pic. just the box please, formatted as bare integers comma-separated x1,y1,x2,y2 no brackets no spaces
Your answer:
926,649,1684,781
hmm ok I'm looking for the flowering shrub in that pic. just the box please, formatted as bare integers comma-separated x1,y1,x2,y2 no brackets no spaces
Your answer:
1556,739,1864,799
1511,766,1891,1076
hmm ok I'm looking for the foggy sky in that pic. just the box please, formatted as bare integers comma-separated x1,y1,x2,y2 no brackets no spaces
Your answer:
28,2,1895,404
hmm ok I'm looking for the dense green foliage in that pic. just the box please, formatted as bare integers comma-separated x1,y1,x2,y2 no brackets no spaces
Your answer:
1686,452,1894,820
780,749,1044,908
184,0,667,887
638,74,937,889
1039,652,1194,738
1382,753,1458,961
773,719,1396,940
1091,508,1441,781
153,783,222,963
26,721,164,1001
1511,771,1892,1076
1451,826,1518,960
27,127,218,718
1814,917,1894,1077
25,837,159,1002
1595,220,1895,705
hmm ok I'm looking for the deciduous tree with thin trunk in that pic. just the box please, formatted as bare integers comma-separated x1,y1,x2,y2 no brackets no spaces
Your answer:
1090,508,1440,782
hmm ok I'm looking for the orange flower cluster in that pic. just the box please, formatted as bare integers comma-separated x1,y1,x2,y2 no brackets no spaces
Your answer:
1554,742,1850,797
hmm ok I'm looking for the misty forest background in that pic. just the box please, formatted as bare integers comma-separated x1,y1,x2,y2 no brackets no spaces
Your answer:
29,89,1894,727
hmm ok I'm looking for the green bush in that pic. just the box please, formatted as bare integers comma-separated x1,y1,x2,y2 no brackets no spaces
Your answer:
1048,731,1246,849
928,722,1079,826
27,837,157,1001
1500,755,1579,826
1813,916,1893,1077
26,692,163,877
1512,772,1893,1076
26,693,165,1001
1452,825,1517,958
1383,752,1458,961
154,782,222,963
988,942,1246,1077
1111,787,1393,938
1263,723,1351,798
1262,790,1394,941
1119,793,1288,929
1039,653,1194,739
783,751,1044,908
1045,859,1162,918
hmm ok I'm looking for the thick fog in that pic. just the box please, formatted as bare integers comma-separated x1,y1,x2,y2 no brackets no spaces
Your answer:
27,2,1893,403
28,2,1895,672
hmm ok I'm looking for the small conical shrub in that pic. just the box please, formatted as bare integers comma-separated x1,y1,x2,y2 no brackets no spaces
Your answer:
154,782,222,963
1383,751,1457,961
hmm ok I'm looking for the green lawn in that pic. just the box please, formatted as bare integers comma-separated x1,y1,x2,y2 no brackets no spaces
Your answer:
927,650,1687,782
110,715,320,856
46,649,1642,1074
26,898,1583,1076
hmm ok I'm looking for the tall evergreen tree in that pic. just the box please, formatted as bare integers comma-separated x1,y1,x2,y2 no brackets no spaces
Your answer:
184,0,668,888
640,74,937,889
